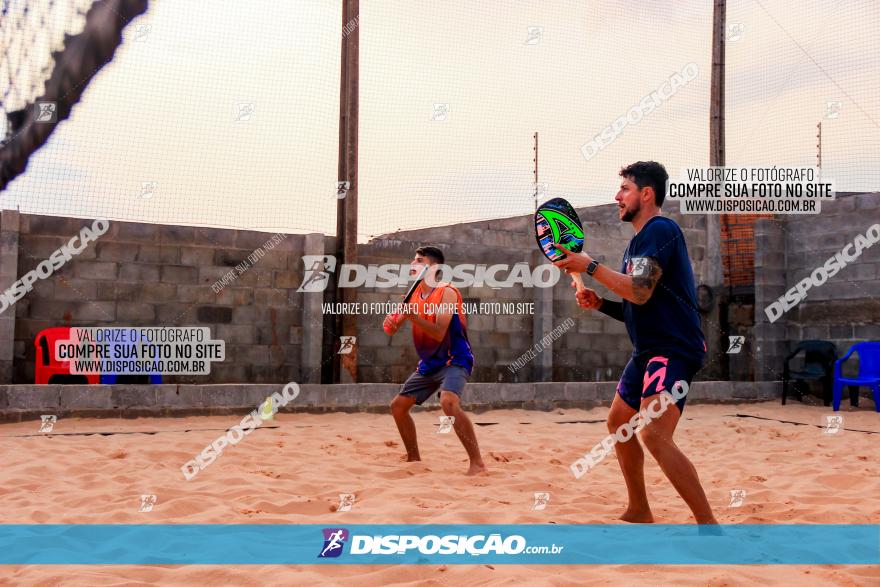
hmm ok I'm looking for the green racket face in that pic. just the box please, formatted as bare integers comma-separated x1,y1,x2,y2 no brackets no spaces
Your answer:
535,198,584,261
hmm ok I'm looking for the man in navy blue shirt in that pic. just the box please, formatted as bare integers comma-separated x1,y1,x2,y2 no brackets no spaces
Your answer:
555,161,717,526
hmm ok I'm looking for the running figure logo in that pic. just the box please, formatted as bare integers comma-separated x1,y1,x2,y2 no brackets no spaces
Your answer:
35,102,57,123
431,103,449,122
337,493,355,512
524,26,543,45
823,415,843,435
297,255,337,293
140,181,158,200
235,103,255,122
338,336,356,355
532,492,550,510
318,528,350,558
726,336,745,354
39,415,57,433
437,415,455,434
139,494,157,512
727,489,746,508
629,257,649,276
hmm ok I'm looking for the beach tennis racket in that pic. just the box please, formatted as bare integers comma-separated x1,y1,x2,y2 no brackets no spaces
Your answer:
383,264,429,334
534,197,586,291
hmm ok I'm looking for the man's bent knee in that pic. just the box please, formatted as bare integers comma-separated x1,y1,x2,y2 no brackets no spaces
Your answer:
638,425,670,452
607,414,632,435
439,391,460,413
391,394,413,416
607,404,636,434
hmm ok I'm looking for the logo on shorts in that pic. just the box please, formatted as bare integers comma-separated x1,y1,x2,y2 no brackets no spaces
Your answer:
318,528,349,558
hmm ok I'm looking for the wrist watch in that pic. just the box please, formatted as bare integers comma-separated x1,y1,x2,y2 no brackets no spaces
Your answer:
586,259,600,276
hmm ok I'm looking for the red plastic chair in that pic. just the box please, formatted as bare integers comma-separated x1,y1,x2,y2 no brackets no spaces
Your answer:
34,327,100,384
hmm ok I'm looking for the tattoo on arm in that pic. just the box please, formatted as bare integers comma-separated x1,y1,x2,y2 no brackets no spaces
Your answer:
631,257,662,304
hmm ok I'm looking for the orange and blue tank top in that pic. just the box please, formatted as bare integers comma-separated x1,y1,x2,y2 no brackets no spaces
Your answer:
411,282,474,376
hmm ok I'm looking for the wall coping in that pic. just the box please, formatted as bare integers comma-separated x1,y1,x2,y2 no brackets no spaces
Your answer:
0,381,781,422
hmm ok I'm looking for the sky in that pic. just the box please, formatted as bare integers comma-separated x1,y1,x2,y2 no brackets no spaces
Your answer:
1,0,878,240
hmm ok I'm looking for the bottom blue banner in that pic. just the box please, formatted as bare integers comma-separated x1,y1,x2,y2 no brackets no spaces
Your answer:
0,524,877,565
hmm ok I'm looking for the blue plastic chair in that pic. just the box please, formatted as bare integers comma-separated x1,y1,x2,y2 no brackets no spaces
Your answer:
97,332,163,384
832,342,880,412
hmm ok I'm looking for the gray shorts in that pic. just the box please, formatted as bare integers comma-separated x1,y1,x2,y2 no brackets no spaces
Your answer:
399,365,469,406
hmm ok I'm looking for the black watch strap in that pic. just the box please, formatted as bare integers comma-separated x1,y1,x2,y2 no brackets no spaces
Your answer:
586,259,600,276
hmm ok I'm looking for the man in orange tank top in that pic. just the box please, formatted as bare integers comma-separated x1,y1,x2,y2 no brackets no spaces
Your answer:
383,246,487,476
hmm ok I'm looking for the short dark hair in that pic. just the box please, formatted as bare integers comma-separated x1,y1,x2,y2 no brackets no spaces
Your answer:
416,245,444,264
619,161,668,207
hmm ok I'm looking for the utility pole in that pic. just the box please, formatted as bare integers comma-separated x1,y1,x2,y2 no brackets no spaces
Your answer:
708,0,727,380
816,121,822,171
707,0,726,287
710,0,725,169
334,0,359,383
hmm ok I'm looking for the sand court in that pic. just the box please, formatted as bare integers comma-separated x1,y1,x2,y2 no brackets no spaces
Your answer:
1,401,878,585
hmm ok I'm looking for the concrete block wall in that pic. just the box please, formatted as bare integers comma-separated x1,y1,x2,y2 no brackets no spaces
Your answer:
2,201,716,386
0,210,20,383
6,214,310,384
754,192,880,380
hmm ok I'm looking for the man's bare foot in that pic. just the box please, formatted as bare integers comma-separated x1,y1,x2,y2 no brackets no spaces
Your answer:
466,462,488,476
620,509,654,523
402,455,421,462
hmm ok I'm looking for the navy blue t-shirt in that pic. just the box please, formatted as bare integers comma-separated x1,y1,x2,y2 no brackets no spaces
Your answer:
620,216,706,362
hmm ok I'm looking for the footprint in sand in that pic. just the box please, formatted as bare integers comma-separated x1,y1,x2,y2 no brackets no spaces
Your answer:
252,470,281,479
380,468,420,479
816,474,864,489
